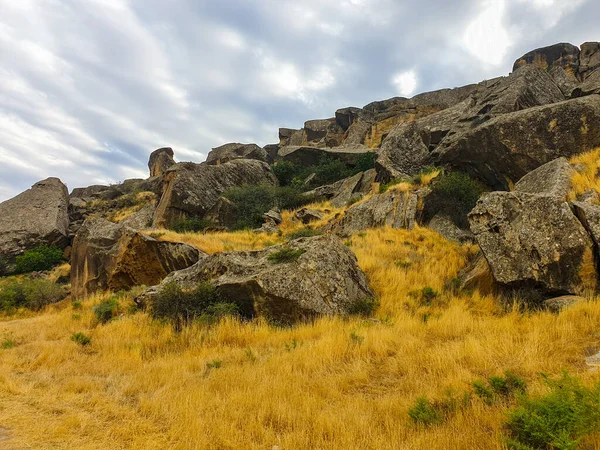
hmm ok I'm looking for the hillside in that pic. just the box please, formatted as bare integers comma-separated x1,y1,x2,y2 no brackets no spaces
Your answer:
1,42,600,449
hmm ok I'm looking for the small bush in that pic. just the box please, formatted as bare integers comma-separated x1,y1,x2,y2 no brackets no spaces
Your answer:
206,359,223,369
267,246,305,264
409,286,440,307
409,397,442,426
347,296,379,317
474,371,527,406
171,217,215,233
286,228,322,240
94,298,119,324
423,172,487,228
349,332,364,345
505,373,600,450
0,279,66,312
0,256,9,276
1,338,16,349
354,152,377,173
14,245,63,273
271,161,302,186
71,332,91,346
224,184,316,230
149,282,238,332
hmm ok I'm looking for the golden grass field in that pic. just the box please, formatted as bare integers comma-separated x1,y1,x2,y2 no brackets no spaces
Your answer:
1,153,600,449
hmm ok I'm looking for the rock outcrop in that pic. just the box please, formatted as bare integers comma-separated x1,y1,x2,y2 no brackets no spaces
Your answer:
206,143,270,165
0,178,69,265
327,188,428,236
276,145,373,168
148,147,176,178
137,235,374,324
152,159,278,228
71,217,201,298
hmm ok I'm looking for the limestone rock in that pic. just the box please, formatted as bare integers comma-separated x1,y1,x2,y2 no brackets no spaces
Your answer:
428,214,475,244
136,235,374,324
295,208,324,224
579,42,600,80
71,217,201,298
204,197,238,229
335,107,361,131
544,295,584,313
148,147,175,178
513,43,580,74
276,145,373,167
120,203,155,230
435,95,600,190
513,157,575,197
279,128,305,147
469,191,595,296
206,143,269,165
328,188,427,236
152,159,278,229
0,178,69,264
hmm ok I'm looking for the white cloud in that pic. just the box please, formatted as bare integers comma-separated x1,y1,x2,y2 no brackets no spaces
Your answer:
392,70,418,97
463,0,512,66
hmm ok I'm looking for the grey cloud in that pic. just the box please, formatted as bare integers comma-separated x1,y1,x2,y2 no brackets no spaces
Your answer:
0,0,597,200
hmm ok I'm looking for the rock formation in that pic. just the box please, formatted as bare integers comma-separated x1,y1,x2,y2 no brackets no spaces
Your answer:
152,159,278,229
206,143,270,165
136,235,374,324
148,147,176,177
0,178,69,266
71,217,201,298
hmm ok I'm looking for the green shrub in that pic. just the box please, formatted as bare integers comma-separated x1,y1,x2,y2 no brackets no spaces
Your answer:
71,332,91,346
171,217,215,233
474,371,527,406
286,228,322,240
354,152,377,173
0,279,66,312
409,397,442,426
409,286,440,307
271,161,302,186
206,359,223,369
423,172,487,229
149,281,238,332
223,184,316,230
94,298,119,324
0,256,9,276
14,245,63,273
347,296,379,317
505,373,600,450
1,338,16,349
267,246,305,264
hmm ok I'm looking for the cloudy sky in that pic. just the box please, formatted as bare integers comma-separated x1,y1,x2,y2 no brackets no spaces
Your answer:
0,0,598,200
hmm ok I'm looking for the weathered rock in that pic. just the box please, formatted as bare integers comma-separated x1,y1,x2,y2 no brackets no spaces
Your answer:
71,217,201,298
435,95,600,190
206,143,268,165
330,172,365,208
572,70,600,97
204,197,238,229
152,159,278,228
344,120,371,145
544,295,584,313
279,128,305,147
263,144,280,163
579,42,600,80
428,214,475,244
335,107,362,131
120,203,155,230
136,235,374,324
513,42,580,74
328,188,427,236
469,191,595,296
358,169,377,195
71,184,121,201
513,157,575,197
457,253,496,295
148,147,175,178
295,208,324,224
578,189,600,204
572,201,600,246
259,209,282,234
0,178,69,264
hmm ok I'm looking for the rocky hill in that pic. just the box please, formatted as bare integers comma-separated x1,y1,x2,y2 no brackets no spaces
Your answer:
2,41,600,449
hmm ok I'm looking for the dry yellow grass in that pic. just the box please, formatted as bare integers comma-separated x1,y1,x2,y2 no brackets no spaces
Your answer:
2,225,600,449
570,148,600,202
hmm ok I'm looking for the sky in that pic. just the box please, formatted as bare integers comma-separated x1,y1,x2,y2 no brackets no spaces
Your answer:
0,0,598,200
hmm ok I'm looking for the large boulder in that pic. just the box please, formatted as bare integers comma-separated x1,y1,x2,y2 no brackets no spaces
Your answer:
305,170,376,206
513,157,575,197
579,42,600,80
0,178,69,265
327,188,428,236
434,95,600,190
152,159,278,228
468,191,595,296
120,203,155,230
137,235,374,324
513,43,581,75
71,217,201,299
205,143,269,165
148,147,175,178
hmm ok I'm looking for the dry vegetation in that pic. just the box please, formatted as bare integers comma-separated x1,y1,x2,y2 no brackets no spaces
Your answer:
2,153,600,449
